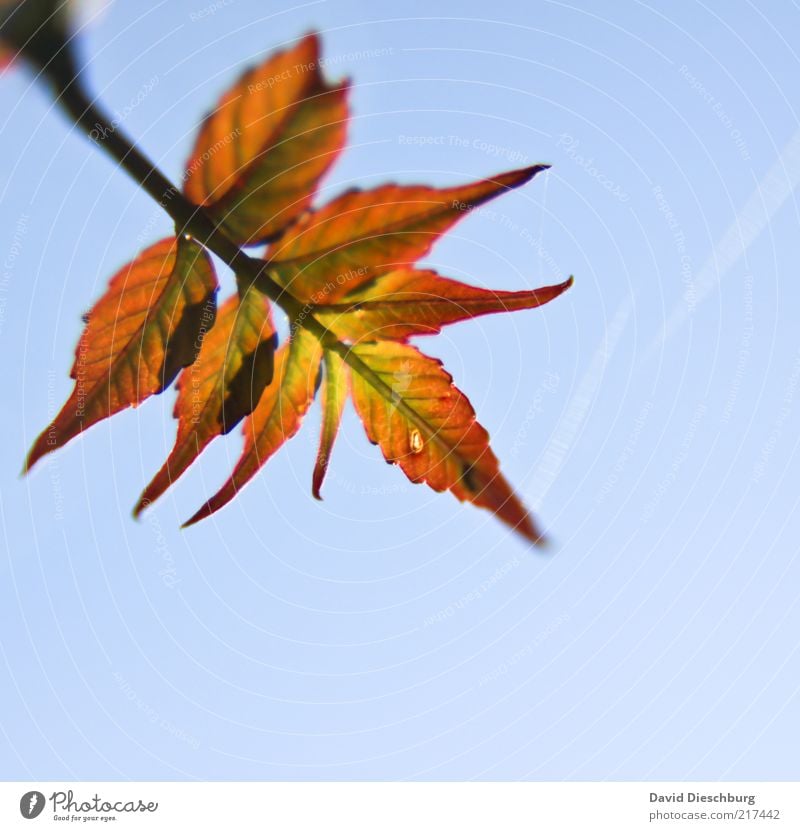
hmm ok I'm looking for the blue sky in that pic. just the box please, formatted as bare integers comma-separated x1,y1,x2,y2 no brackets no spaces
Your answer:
1,0,798,779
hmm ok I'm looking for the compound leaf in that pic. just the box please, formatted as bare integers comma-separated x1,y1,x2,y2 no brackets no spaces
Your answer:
22,29,571,544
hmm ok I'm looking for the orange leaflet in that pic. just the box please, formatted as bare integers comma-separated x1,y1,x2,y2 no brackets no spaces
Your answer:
311,350,348,499
348,341,543,544
183,327,323,526
314,268,574,342
135,286,276,515
265,165,549,303
26,237,217,471
183,32,348,246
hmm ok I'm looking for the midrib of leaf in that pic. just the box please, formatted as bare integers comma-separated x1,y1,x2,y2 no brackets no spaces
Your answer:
346,347,477,474
313,296,546,313
267,196,494,270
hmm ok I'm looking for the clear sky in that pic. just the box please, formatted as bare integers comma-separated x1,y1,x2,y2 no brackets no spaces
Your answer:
1,0,798,780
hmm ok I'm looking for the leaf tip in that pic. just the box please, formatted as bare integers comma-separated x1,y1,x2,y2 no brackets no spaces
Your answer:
311,464,326,501
527,530,553,553
493,163,550,192
525,163,550,181
517,517,548,549
132,496,148,520
23,434,50,475
181,504,210,529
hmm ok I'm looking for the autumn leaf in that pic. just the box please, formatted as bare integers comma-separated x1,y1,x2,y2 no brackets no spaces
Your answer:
134,285,276,515
349,341,543,543
183,327,323,527
264,165,549,303
183,32,349,246
25,236,217,470
314,268,574,343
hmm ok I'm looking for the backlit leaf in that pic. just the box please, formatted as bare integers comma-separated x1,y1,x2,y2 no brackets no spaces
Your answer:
134,286,276,515
315,268,574,342
184,32,349,246
265,165,549,302
349,341,543,544
26,237,217,470
23,27,572,543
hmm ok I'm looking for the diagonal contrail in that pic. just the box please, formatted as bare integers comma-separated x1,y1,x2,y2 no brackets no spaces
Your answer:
642,127,800,364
